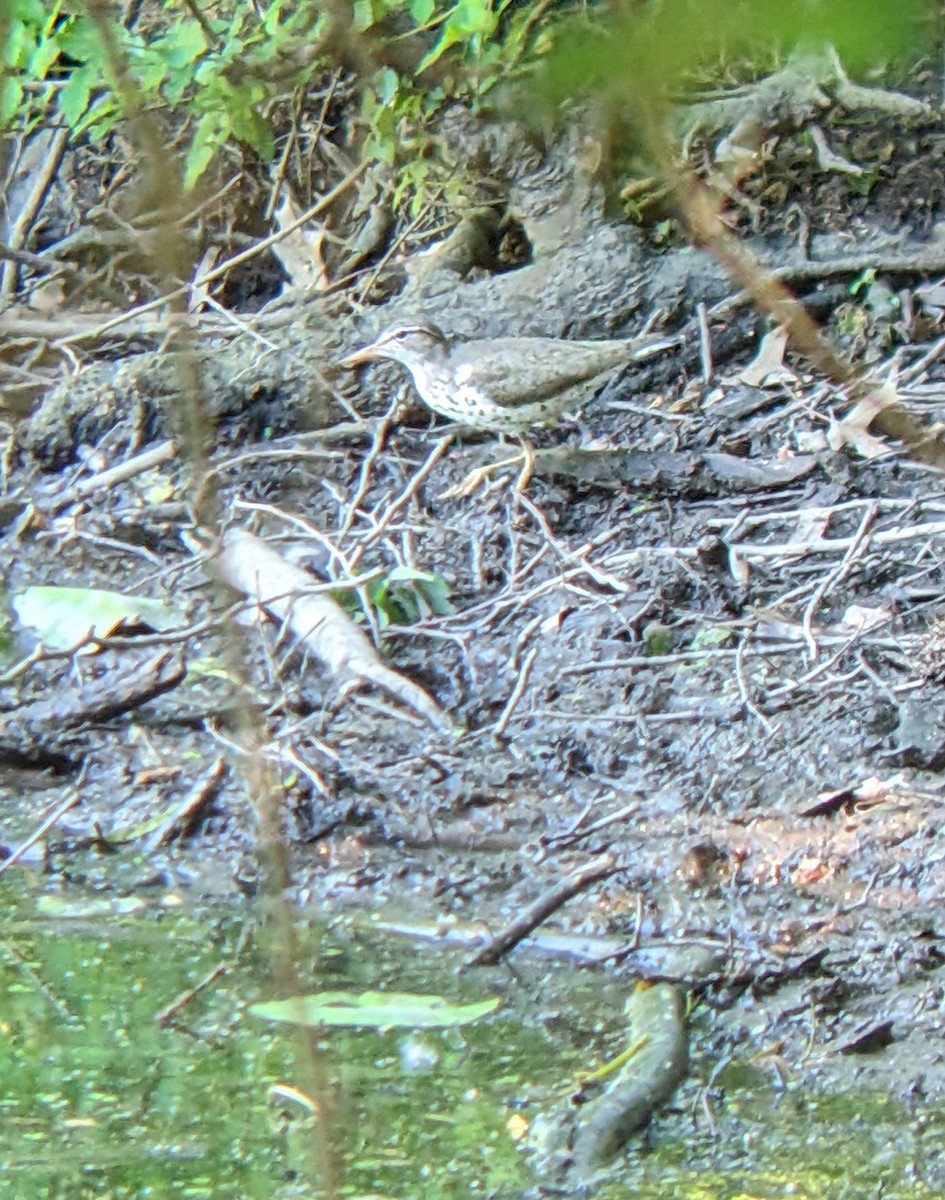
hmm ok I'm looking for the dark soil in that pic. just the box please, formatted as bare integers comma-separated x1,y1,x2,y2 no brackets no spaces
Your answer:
4,52,945,1143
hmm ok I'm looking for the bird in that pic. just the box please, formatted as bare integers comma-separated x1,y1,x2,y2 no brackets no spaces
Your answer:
342,321,676,434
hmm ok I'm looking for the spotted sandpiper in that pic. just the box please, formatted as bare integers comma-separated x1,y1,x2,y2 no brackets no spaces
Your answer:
342,321,676,434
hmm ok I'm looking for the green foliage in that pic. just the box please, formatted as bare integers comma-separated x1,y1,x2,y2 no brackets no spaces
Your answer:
1,0,534,192
352,566,454,630
10,584,187,650
1,0,324,184
642,621,674,656
535,0,935,124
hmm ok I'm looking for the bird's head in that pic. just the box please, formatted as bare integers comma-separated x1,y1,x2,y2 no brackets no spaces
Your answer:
342,322,450,371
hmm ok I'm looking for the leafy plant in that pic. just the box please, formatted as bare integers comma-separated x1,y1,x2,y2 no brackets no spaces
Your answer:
2,1,329,186
335,566,453,630
364,565,453,630
1,0,540,191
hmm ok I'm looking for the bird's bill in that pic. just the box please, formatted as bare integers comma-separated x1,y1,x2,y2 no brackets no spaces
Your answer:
341,341,387,368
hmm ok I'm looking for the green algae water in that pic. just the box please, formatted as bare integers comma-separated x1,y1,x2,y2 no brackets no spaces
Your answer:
1,879,944,1199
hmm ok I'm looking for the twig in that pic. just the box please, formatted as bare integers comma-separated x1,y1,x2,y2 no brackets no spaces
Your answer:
1,127,69,300
696,300,713,385
491,645,538,740
349,433,454,568
734,630,774,732
155,962,229,1026
465,854,619,968
144,757,227,851
50,439,177,512
53,164,368,346
337,406,396,540
0,777,85,878
800,500,878,661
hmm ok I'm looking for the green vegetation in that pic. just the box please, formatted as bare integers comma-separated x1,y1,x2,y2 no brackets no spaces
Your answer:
0,0,540,191
1,0,934,216
362,565,453,629
534,0,933,120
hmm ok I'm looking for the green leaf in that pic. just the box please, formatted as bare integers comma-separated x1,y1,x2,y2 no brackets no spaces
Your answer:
229,103,274,159
55,14,103,62
410,0,436,23
417,27,463,74
0,78,24,123
386,566,453,615
5,18,39,68
184,109,229,189
86,108,125,141
643,622,674,656
56,62,96,126
262,1,287,37
250,990,501,1029
450,0,497,37
8,0,46,22
40,1,64,37
74,92,122,139
417,574,453,616
11,585,188,650
353,0,375,30
138,51,172,95
37,894,147,918
690,626,732,650
849,268,877,298
153,19,207,71
28,34,61,80
375,66,398,105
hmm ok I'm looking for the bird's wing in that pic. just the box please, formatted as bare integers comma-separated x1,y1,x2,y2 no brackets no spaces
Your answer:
450,338,634,409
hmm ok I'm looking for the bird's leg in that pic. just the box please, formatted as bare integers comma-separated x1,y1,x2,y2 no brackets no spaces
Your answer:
513,435,536,492
440,437,531,499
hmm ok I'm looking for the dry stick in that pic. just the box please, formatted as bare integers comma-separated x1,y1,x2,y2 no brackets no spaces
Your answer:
198,291,286,354
348,433,454,569
274,70,343,224
729,518,945,558
517,493,631,594
215,527,457,734
0,785,83,879
763,629,867,702
351,188,445,308
900,333,945,386
800,500,879,662
79,11,340,1193
592,517,945,570
559,634,900,677
337,407,396,541
51,164,367,347
707,496,916,531
465,854,619,968
263,70,337,224
51,438,178,512
676,173,945,469
696,300,713,386
282,743,332,798
144,756,227,852
155,962,229,1027
0,126,69,300
545,802,644,850
491,645,539,741
711,245,945,310
734,631,774,733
